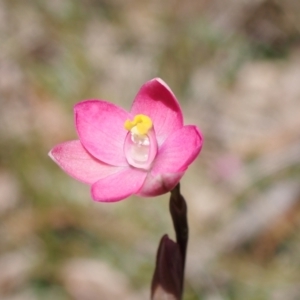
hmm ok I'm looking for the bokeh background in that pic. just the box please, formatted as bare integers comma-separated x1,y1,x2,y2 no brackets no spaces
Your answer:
1,0,300,299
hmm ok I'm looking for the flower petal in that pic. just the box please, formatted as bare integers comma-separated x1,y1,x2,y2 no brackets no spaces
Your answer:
91,167,147,202
151,125,203,175
49,140,121,184
75,100,131,166
130,78,183,145
138,172,184,197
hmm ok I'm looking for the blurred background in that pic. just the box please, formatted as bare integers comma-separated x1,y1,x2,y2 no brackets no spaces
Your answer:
1,0,300,299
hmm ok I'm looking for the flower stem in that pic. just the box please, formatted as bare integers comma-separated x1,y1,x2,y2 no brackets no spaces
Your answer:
151,183,188,300
169,183,188,294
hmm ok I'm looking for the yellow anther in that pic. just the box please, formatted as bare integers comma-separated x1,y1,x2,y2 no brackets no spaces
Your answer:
124,114,153,135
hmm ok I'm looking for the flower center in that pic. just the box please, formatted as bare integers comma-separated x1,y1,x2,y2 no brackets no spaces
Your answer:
124,114,153,135
124,114,157,170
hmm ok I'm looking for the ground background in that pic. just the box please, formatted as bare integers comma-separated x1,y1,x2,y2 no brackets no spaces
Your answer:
1,0,300,299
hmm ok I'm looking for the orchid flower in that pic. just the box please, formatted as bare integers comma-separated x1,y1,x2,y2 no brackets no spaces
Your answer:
49,78,203,202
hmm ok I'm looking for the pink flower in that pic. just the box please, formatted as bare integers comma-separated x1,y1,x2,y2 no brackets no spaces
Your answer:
49,78,203,202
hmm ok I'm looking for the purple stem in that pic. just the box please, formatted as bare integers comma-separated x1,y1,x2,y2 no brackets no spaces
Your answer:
151,183,188,300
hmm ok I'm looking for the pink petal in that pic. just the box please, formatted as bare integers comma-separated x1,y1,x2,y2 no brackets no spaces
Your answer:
75,100,131,167
138,172,184,197
130,78,183,146
91,167,147,202
151,125,203,175
49,140,121,184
